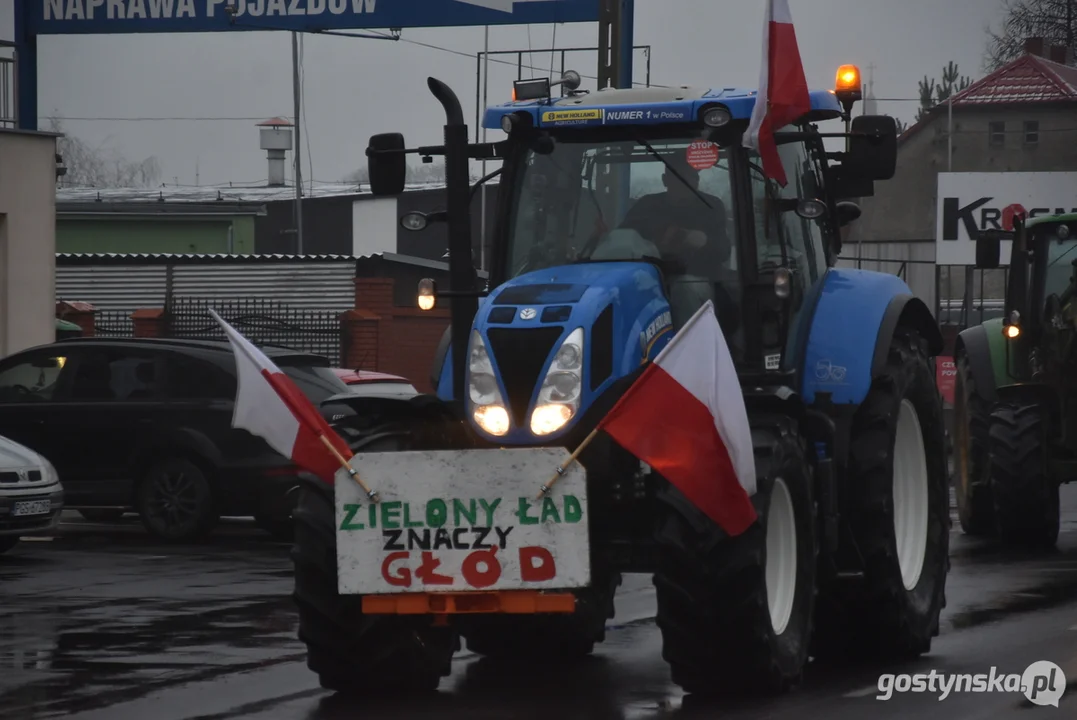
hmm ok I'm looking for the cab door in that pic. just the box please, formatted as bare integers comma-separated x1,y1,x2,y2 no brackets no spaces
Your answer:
745,137,830,374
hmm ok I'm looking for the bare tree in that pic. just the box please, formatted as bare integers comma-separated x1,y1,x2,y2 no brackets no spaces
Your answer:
986,0,1076,71
47,117,161,188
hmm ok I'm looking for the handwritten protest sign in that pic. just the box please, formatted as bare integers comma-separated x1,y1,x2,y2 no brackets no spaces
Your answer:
335,447,590,595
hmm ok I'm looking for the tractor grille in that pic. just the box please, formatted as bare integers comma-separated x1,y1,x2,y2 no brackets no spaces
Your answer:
486,327,564,426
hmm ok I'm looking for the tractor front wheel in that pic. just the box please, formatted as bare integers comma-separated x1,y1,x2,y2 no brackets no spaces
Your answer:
652,417,817,696
291,434,458,694
813,327,950,662
988,402,1061,550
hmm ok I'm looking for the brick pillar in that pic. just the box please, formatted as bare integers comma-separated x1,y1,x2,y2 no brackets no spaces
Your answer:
56,301,97,337
340,309,381,371
355,278,396,371
131,308,166,338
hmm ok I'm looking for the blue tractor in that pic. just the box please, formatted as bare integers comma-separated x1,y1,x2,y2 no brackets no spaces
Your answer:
291,68,950,697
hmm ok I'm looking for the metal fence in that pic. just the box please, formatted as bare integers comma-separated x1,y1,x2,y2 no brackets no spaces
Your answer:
164,297,348,366
94,310,136,337
74,298,351,366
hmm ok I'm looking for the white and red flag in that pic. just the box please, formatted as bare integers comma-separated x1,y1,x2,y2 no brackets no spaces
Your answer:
597,301,758,536
210,309,353,485
743,0,813,187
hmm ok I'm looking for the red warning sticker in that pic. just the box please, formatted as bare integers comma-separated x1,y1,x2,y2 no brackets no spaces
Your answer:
685,141,719,170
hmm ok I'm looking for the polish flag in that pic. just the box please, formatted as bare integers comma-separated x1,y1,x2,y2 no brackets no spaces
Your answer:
210,309,353,484
742,0,813,187
597,301,758,536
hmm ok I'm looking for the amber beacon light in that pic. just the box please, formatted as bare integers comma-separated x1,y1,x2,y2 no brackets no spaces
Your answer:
835,65,862,97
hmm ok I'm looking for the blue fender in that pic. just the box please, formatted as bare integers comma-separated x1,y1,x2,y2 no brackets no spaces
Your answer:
801,268,943,406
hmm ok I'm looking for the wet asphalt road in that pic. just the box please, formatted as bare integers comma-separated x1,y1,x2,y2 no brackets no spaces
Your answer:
1,487,1076,720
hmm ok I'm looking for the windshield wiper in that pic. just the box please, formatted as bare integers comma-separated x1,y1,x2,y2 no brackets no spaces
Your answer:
634,135,713,209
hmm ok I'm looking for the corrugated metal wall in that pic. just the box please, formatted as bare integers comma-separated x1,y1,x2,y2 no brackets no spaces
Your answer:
57,265,169,311
56,260,357,312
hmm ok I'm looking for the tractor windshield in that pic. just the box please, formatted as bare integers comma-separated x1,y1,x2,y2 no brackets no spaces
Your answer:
505,133,738,285
1043,228,1077,298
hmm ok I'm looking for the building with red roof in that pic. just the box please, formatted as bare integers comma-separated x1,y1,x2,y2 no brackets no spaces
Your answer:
847,38,1077,319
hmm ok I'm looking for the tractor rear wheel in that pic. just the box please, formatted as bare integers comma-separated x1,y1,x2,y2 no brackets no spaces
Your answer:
813,327,949,662
291,434,458,695
987,402,1061,550
652,417,817,696
952,351,996,536
460,571,620,660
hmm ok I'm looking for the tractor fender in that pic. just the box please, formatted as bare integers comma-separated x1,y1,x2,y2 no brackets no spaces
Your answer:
802,268,942,407
955,323,998,404
870,294,945,376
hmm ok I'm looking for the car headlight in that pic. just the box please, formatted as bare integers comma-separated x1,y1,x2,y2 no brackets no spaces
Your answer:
531,327,584,436
468,330,510,436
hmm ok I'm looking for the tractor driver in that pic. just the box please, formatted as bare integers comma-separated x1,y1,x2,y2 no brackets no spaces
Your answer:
619,156,731,270
618,155,736,332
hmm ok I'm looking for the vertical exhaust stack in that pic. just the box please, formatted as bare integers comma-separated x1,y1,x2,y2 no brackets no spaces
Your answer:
258,117,294,187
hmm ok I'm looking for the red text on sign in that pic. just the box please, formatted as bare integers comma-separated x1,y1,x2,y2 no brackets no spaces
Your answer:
379,547,557,589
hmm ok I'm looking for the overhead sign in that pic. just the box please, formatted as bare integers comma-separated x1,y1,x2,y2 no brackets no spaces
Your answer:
936,172,1077,266
335,447,590,595
27,0,600,35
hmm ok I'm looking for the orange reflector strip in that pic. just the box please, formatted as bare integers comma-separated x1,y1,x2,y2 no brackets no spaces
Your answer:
362,591,576,615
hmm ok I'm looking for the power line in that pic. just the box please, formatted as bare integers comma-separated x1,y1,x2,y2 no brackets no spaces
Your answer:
42,115,280,122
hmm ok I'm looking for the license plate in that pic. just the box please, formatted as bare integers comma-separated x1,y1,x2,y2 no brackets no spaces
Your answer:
12,499,51,517
336,447,590,596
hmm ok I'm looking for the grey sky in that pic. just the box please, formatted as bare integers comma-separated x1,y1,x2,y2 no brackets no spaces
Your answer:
2,0,1006,187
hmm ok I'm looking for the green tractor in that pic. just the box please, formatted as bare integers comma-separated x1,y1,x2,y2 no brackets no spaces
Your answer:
953,213,1077,548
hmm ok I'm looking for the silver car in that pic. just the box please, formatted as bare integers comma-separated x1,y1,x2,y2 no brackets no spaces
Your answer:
0,434,64,554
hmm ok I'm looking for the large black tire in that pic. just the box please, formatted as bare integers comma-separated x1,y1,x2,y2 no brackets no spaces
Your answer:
137,457,220,543
652,417,817,696
952,351,996,536
291,434,459,694
813,328,950,662
461,571,621,660
987,402,1061,549
0,536,20,554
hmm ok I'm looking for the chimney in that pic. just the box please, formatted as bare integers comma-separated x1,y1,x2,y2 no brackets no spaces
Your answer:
1024,37,1045,57
257,117,294,187
1048,44,1069,64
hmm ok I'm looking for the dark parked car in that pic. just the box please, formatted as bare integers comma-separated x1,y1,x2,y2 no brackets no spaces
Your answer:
0,337,354,543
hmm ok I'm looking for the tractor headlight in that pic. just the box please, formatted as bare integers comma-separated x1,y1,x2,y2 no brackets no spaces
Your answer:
468,330,509,436
531,327,584,436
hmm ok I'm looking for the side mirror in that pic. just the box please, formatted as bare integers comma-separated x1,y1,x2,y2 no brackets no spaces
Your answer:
844,115,898,181
835,200,862,227
367,132,407,196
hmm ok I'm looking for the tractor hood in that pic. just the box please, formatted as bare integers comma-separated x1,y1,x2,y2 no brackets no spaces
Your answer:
469,260,672,444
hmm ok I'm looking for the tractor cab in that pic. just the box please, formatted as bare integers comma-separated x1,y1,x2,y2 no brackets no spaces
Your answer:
366,68,897,445
974,213,1077,380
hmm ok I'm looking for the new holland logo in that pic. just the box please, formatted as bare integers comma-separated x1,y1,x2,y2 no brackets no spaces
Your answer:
519,308,538,320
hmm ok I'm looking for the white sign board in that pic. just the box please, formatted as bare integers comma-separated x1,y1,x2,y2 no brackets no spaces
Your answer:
936,172,1077,266
335,448,590,596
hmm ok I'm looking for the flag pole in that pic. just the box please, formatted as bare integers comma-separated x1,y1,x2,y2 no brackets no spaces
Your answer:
319,435,380,502
536,427,600,500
